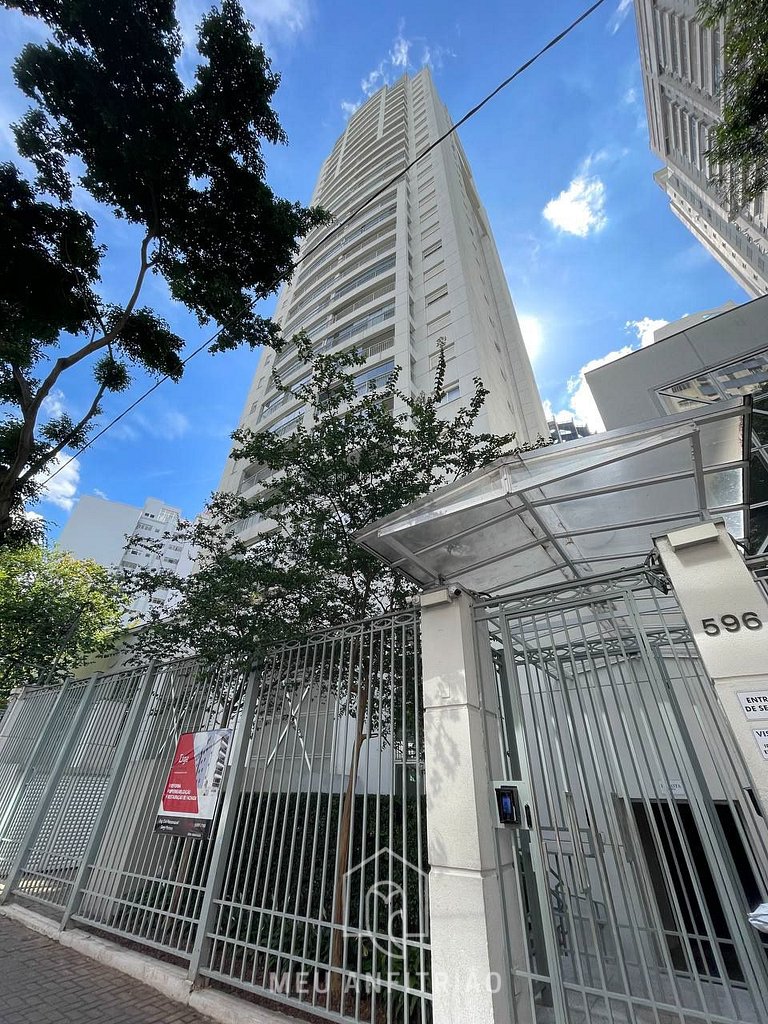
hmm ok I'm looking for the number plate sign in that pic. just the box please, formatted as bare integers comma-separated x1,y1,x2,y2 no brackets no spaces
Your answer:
655,522,768,681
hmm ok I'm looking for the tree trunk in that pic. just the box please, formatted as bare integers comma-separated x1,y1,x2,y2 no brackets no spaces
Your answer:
329,654,368,1010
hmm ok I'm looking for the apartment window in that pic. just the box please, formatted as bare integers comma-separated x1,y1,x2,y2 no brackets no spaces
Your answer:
423,259,445,284
653,8,666,67
679,109,689,159
427,311,450,335
429,341,455,369
423,240,442,260
689,20,700,87
669,14,679,74
678,16,689,79
425,284,448,306
438,383,460,405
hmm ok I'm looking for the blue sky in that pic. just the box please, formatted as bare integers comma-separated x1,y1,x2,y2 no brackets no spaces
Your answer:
0,0,748,539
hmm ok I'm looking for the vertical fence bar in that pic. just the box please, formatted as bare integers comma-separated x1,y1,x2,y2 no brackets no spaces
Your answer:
0,673,101,905
60,663,158,930
187,662,262,982
0,681,75,844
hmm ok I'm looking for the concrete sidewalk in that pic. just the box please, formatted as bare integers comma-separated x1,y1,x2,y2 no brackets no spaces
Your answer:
0,915,211,1024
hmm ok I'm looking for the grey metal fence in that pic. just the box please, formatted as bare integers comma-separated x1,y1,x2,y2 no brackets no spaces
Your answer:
2,669,147,911
67,658,248,957
196,609,431,1024
0,680,94,884
0,610,431,1023
477,572,768,1024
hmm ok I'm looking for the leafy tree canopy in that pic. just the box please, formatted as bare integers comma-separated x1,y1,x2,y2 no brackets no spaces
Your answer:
0,545,128,705
0,0,328,546
126,342,545,663
699,0,768,211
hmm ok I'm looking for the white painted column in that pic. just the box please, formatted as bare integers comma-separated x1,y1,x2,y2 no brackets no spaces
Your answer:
655,520,768,811
418,587,514,1024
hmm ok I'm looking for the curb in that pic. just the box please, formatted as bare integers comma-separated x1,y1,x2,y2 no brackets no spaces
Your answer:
0,903,293,1024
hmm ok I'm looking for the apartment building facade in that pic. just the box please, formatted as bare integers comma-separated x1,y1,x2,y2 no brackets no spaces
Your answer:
57,495,196,618
634,0,768,296
218,68,547,541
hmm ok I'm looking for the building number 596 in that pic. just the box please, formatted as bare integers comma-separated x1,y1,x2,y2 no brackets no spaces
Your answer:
701,613,763,636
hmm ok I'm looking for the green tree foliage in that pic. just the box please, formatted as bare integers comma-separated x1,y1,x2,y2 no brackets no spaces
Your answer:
0,0,328,546
699,0,768,211
0,545,128,705
126,341,545,663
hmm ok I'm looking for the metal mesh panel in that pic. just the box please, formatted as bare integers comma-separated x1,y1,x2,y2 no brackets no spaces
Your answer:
477,573,768,1024
200,610,431,1024
0,687,63,820
71,659,247,958
11,669,145,910
0,682,90,880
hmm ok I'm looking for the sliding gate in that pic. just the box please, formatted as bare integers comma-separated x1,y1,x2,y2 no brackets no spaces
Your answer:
477,572,768,1024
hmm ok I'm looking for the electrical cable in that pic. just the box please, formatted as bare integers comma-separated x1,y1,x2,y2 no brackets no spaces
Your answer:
37,0,609,488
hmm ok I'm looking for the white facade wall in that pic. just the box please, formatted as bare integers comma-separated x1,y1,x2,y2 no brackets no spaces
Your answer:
57,495,196,619
218,69,547,542
634,0,768,297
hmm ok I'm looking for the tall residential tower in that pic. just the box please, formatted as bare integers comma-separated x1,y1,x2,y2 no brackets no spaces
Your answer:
219,69,546,541
634,1,768,296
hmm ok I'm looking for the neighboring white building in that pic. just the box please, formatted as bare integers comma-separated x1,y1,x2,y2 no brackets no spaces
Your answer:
634,1,768,297
586,295,768,429
57,495,195,618
586,294,768,551
218,68,547,541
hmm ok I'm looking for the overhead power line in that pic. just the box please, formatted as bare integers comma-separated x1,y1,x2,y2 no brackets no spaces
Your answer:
40,0,609,488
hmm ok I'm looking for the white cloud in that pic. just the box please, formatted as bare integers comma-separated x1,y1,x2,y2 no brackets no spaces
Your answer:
608,0,633,34
518,315,544,363
623,86,638,106
135,408,191,441
177,0,309,57
389,30,411,69
548,315,672,431
41,388,67,420
543,176,607,237
109,406,190,442
342,24,454,117
35,454,80,512
94,488,108,500
626,316,670,347
561,347,636,432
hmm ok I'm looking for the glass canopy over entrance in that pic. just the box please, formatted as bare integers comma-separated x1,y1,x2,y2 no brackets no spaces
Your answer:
355,399,754,596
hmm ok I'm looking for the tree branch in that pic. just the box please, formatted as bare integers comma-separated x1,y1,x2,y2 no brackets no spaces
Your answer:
18,377,110,485
2,232,154,494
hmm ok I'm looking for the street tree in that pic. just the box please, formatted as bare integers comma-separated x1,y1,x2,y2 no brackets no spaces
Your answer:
126,339,542,661
0,545,128,707
126,341,545,1004
0,0,327,546
699,0,768,211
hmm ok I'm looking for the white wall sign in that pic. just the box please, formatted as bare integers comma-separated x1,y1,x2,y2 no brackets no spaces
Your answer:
738,691,768,720
655,523,768,680
753,729,768,761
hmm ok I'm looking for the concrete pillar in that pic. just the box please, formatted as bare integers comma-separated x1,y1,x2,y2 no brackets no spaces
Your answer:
656,520,768,812
418,587,513,1024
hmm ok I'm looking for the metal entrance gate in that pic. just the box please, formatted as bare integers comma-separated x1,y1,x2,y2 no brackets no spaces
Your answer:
477,571,768,1024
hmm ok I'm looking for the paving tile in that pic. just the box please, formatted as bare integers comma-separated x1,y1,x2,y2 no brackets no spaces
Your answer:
0,917,211,1024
